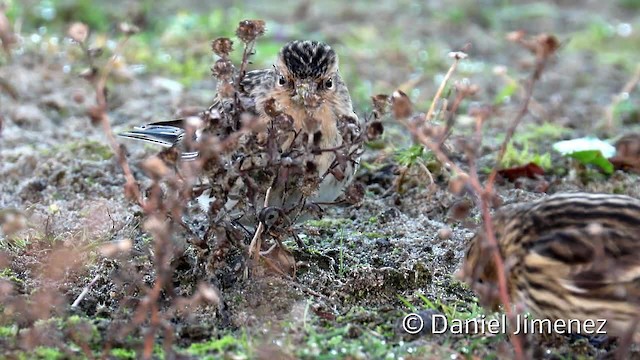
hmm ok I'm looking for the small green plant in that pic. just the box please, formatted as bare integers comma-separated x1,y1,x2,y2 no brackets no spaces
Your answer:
110,348,137,359
553,137,615,174
395,144,434,167
500,142,552,170
185,333,250,358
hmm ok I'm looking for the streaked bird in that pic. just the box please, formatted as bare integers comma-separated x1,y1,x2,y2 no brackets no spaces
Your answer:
460,192,640,340
120,40,362,252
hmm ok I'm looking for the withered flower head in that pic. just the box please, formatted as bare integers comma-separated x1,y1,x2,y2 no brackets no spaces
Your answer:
236,19,266,43
212,58,234,78
211,37,234,57
371,94,390,116
391,90,413,119
366,121,384,141
534,33,560,59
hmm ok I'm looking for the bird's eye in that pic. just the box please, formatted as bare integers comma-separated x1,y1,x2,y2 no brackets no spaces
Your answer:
324,78,333,89
278,75,287,86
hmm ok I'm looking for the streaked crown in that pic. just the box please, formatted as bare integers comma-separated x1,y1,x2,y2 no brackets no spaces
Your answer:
279,40,337,79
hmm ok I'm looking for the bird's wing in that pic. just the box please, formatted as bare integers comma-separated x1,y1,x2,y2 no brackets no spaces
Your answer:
119,68,271,155
119,123,185,147
240,69,272,95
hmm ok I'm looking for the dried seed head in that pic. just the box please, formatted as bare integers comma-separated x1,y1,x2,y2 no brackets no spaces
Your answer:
367,121,384,141
371,94,390,116
534,33,560,59
87,105,103,125
236,19,266,43
449,199,472,220
343,182,365,205
448,51,468,60
448,173,469,195
212,58,234,78
211,37,234,57
391,90,413,119
142,156,171,180
468,103,492,119
454,79,480,97
263,98,280,118
68,22,89,43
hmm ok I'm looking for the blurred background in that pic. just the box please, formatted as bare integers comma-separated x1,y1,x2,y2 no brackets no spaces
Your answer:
6,0,639,115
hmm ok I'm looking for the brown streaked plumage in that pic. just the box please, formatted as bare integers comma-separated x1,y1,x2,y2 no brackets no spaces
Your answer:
119,40,360,208
460,192,640,340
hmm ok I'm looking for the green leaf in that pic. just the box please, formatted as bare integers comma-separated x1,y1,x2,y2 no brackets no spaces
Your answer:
566,150,614,174
552,137,616,174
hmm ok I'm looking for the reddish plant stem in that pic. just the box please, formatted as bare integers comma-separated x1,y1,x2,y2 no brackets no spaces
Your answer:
404,50,537,359
486,55,549,193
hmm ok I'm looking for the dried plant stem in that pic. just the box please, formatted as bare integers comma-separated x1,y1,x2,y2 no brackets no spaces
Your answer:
91,35,143,206
605,62,640,130
405,53,527,360
237,40,255,85
426,57,462,121
249,186,272,258
71,274,100,308
486,53,550,192
412,123,525,360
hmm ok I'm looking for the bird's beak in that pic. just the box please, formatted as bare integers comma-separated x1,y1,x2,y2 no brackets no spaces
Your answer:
294,80,321,108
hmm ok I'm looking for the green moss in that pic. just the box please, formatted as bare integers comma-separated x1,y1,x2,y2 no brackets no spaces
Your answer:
34,346,65,360
0,325,17,338
306,218,349,229
185,333,250,358
363,232,383,239
395,145,433,167
0,268,24,286
110,348,137,359
50,140,113,162
500,142,552,170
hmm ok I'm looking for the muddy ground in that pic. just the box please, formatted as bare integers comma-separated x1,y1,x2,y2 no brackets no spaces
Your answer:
1,0,640,359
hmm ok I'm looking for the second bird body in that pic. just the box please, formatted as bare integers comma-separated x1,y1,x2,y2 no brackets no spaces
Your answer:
462,192,640,340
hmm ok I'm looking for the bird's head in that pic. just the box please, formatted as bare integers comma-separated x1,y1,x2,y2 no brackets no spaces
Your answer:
272,40,344,114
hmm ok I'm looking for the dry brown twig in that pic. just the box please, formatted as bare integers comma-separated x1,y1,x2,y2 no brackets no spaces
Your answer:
68,22,143,206
249,185,273,259
395,33,559,360
425,51,467,122
486,32,560,193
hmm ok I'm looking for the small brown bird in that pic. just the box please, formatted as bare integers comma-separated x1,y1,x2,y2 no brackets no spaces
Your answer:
120,40,361,242
460,192,640,340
